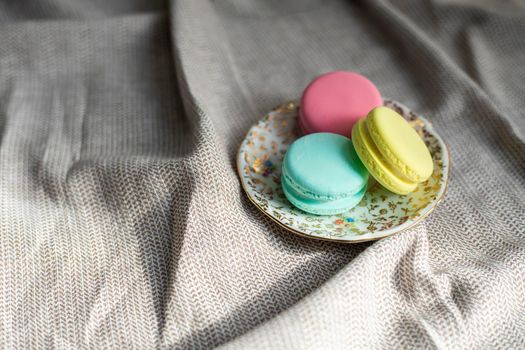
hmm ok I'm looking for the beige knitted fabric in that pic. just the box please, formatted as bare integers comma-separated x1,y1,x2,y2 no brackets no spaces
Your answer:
0,0,524,348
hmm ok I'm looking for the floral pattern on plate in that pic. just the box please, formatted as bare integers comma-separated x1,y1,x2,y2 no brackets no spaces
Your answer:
237,100,449,242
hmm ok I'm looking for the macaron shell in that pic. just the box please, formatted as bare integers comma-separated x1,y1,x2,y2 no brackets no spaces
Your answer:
283,133,368,200
352,119,417,195
367,107,433,182
298,117,310,135
282,176,367,215
300,71,382,136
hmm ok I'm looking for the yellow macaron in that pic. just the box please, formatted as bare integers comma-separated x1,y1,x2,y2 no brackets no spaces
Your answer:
351,106,433,195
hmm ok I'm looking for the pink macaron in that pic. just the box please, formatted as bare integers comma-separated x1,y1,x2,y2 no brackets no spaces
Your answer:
299,71,382,137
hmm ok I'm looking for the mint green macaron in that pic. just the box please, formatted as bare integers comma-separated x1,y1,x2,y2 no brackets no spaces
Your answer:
281,133,369,215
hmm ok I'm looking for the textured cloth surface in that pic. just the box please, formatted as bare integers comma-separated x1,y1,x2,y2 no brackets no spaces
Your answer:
0,0,524,349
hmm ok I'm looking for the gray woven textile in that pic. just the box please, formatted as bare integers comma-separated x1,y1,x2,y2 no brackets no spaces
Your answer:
0,0,524,348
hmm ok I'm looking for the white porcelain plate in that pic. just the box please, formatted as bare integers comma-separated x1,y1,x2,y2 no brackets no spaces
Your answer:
237,100,449,243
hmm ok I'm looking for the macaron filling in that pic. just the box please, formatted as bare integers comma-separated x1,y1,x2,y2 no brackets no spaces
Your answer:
281,165,363,201
282,174,367,216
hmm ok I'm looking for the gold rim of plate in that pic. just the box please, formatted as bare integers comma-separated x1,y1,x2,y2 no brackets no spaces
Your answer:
236,100,450,243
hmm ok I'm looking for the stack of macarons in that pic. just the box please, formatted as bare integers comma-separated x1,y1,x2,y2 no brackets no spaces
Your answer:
282,71,433,215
